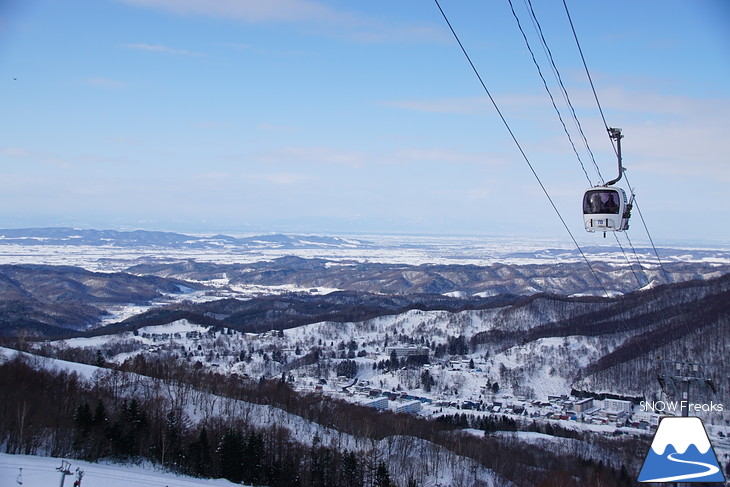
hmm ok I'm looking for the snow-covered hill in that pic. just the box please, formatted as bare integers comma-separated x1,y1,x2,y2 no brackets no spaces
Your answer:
0,347,510,487
0,453,243,487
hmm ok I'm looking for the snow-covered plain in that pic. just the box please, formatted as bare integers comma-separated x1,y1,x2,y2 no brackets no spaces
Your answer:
1,234,728,272
0,453,243,487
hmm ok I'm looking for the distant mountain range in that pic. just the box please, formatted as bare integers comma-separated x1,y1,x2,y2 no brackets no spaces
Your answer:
127,255,730,296
0,227,370,249
0,264,202,337
3,227,730,265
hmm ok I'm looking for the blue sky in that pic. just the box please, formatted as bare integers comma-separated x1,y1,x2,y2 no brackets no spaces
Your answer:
1,0,729,244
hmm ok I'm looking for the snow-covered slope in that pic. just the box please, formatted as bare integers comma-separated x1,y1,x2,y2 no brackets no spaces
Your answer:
0,453,244,487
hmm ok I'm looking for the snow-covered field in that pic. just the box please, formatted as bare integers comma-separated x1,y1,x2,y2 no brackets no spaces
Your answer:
0,453,243,487
1,233,727,272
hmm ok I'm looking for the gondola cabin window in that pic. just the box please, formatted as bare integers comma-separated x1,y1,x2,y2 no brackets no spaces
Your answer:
583,189,621,214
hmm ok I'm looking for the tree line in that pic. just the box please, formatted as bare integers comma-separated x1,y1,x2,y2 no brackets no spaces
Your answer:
0,350,642,486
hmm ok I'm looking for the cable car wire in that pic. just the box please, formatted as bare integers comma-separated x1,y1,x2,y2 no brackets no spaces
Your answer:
506,0,593,186
516,0,656,339
612,232,646,288
624,192,672,283
561,0,613,157
560,1,697,364
522,0,605,185
433,0,609,297
621,230,653,287
561,0,672,285
435,1,697,384
508,0,647,291
506,0,692,385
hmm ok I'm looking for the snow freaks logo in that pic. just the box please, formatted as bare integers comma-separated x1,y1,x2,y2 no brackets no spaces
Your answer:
640,400,724,414
638,416,725,483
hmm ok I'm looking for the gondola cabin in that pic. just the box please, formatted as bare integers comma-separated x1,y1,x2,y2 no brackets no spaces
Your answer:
583,186,631,232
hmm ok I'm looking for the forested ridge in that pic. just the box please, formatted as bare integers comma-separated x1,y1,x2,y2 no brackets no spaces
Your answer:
0,352,640,487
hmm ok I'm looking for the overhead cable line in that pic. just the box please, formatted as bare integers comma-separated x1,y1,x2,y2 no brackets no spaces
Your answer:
511,0,655,351
513,0,648,286
561,0,613,156
612,232,647,288
561,0,672,284
506,0,593,186
522,0,605,185
625,193,672,283
433,0,609,297
507,0,650,295
620,230,652,287
561,1,691,365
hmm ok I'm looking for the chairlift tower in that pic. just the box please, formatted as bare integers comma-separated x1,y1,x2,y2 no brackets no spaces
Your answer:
656,359,718,487
657,359,716,417
56,460,73,487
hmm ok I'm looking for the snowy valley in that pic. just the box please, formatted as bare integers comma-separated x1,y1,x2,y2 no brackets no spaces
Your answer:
0,229,729,486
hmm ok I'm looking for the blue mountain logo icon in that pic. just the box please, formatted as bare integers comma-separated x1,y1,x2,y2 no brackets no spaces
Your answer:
638,416,725,483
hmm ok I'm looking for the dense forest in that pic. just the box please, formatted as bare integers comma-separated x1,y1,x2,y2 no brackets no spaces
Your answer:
0,352,644,487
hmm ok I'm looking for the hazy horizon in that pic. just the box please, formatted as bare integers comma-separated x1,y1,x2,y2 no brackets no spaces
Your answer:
2,0,729,244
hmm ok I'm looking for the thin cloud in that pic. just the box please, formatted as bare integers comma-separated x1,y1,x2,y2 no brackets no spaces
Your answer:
118,0,345,24
0,146,31,157
86,77,128,89
241,172,310,185
0,147,70,168
117,0,445,44
262,172,310,185
221,42,321,58
255,146,367,168
382,93,558,114
123,42,202,56
381,97,491,114
592,87,730,179
392,148,503,166
258,122,299,133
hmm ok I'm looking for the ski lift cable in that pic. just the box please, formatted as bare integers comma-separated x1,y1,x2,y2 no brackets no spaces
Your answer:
612,232,646,288
560,0,615,158
622,188,672,283
514,0,648,282
506,0,594,186
510,0,644,299
620,230,651,286
522,0,605,185
433,0,609,297
560,1,697,366
561,0,671,284
518,9,649,293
